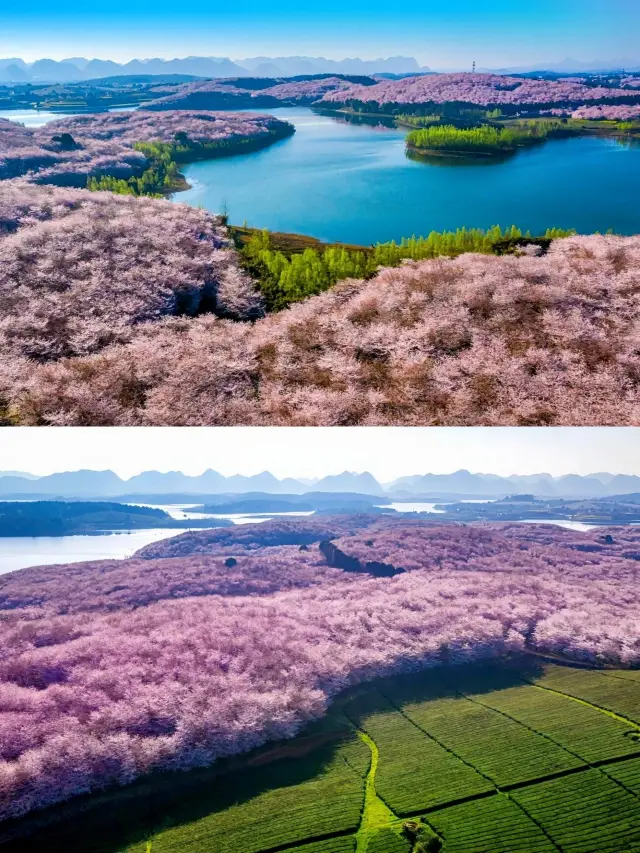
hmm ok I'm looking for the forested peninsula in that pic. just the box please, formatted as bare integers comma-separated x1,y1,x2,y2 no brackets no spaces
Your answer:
0,501,232,536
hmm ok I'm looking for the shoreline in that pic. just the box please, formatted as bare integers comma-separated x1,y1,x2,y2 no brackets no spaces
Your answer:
406,143,507,159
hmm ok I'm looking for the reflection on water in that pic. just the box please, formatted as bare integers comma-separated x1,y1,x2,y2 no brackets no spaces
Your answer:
519,519,634,532
312,108,398,129
405,148,515,168
178,107,640,243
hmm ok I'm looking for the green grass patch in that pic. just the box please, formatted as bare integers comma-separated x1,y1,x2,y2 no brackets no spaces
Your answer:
603,755,640,795
3,661,640,853
603,670,640,684
144,725,368,853
441,663,640,764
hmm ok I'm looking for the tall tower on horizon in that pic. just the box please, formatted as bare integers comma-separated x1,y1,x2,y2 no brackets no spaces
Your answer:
472,61,476,73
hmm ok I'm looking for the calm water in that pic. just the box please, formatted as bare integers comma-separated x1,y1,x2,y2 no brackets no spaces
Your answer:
383,502,603,530
178,107,640,243
385,502,445,514
4,106,638,241
0,529,198,575
0,505,316,574
0,109,81,126
0,105,138,127
519,519,595,532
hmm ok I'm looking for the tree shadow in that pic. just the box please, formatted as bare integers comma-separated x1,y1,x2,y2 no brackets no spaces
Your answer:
0,714,355,853
340,655,547,720
0,656,549,853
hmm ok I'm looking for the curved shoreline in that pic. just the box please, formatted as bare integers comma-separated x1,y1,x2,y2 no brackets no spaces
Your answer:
167,124,295,195
95,122,296,198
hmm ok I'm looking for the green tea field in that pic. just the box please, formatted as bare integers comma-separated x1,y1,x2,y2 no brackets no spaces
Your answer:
2,659,639,853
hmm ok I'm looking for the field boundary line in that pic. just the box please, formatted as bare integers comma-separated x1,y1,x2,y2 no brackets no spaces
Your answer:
505,793,564,853
456,688,590,769
146,823,357,853
375,688,640,818
514,680,640,805
394,749,640,821
521,679,640,731
463,683,640,805
379,690,498,789
245,827,357,853
597,670,640,686
501,754,640,792
276,837,356,853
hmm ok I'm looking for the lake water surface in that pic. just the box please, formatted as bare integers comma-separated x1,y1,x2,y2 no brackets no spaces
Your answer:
4,106,638,243
177,107,640,244
0,529,194,575
0,106,138,127
0,506,316,574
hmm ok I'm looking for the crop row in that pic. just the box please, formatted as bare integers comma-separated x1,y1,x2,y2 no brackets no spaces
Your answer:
604,755,640,796
364,828,412,853
462,681,637,764
511,769,640,852
428,793,557,853
384,680,582,786
533,665,640,725
344,690,492,813
280,837,356,853
147,739,367,853
2,715,368,853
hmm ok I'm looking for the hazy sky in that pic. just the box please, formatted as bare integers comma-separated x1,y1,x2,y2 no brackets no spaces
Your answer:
2,0,638,67
1,428,638,481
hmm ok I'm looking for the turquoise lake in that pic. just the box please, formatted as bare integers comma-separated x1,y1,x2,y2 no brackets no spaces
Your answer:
177,107,640,244
3,105,638,244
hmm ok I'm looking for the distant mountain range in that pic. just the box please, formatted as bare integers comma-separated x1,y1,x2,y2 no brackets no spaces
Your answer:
1,470,640,499
0,55,426,83
477,57,640,74
1,55,637,84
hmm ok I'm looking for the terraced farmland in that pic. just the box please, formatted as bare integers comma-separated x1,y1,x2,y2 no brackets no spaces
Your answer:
605,756,640,796
344,690,493,813
450,668,639,764
511,770,640,852
534,664,640,725
384,678,582,786
2,660,639,853
428,794,558,853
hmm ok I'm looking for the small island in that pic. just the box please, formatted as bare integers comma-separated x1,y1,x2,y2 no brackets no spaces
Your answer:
405,122,551,159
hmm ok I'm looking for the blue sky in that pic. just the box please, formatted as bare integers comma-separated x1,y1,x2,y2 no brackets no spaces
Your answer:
2,0,638,66
2,428,639,479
